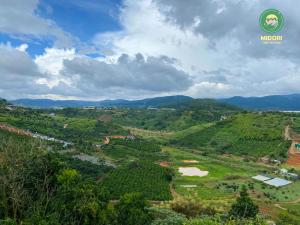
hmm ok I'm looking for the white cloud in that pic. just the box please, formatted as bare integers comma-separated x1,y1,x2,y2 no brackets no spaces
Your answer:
35,48,77,87
93,0,219,74
0,43,51,99
0,0,74,47
1,0,299,100
93,0,300,98
16,43,29,52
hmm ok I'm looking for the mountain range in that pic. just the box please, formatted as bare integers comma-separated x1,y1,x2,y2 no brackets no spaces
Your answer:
9,94,300,110
219,94,300,111
10,95,193,109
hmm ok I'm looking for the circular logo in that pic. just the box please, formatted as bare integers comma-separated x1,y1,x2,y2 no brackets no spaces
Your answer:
259,9,284,33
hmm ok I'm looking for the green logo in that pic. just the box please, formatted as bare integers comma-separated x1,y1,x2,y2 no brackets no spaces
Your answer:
259,9,284,33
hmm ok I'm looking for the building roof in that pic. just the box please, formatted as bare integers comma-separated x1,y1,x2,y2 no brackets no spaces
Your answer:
252,175,271,181
264,178,292,187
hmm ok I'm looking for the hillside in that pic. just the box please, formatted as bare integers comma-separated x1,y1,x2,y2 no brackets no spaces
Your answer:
172,112,291,159
219,94,300,111
1,97,300,224
49,98,241,131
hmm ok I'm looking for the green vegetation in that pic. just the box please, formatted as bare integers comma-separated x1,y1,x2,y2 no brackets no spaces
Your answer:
1,98,300,224
291,114,300,133
102,140,167,162
0,107,128,146
112,99,239,131
229,186,259,219
47,99,239,131
101,160,173,200
173,113,291,158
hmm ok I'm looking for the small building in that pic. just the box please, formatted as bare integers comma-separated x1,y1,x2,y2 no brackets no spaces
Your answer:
278,168,299,179
271,159,281,164
126,135,136,140
252,175,272,182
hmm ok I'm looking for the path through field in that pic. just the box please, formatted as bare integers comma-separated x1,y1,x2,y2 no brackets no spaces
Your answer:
0,123,32,136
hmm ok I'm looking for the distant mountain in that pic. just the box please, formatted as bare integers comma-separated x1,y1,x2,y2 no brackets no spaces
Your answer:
11,95,193,109
0,98,7,105
219,94,300,110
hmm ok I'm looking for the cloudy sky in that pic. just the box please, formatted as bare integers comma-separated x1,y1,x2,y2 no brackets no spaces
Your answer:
0,0,298,100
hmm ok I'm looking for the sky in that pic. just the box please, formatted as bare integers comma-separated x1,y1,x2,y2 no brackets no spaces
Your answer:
0,0,299,100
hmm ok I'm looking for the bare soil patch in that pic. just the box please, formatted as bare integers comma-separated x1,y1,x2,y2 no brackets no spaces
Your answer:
159,161,170,167
178,167,208,177
182,160,199,164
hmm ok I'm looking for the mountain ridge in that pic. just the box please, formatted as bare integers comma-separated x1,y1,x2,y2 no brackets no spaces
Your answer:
11,95,193,109
219,94,300,110
10,93,300,110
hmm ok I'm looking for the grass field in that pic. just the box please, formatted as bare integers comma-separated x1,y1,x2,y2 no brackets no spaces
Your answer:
162,146,300,213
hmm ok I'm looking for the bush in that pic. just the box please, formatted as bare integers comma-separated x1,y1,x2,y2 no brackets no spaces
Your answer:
171,199,216,218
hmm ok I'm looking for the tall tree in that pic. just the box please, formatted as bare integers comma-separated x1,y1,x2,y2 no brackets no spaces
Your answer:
229,185,259,219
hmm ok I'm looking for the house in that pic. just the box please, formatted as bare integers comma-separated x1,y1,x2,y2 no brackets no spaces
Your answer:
126,135,136,140
278,168,299,179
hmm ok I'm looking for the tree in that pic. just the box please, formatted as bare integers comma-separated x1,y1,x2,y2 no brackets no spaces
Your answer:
229,185,259,219
115,193,152,225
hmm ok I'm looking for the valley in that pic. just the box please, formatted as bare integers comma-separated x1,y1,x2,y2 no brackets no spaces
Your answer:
1,97,300,224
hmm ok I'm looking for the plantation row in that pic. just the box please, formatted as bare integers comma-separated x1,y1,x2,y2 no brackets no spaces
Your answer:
101,161,173,201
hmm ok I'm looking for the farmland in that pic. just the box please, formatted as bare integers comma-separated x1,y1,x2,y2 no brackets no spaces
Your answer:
172,113,291,159
1,99,300,224
101,160,173,201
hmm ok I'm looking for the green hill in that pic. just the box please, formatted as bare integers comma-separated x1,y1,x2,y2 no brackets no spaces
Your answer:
111,99,240,131
172,112,291,159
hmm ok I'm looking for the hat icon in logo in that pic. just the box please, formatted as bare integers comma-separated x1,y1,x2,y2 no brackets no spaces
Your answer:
259,9,284,33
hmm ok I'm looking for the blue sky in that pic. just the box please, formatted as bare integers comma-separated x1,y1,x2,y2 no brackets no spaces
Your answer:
0,0,299,100
39,0,122,42
0,0,123,57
